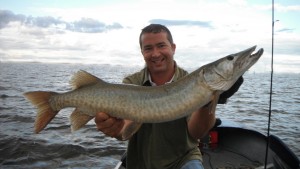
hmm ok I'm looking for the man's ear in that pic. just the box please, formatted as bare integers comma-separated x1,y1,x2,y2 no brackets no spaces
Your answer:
172,43,176,52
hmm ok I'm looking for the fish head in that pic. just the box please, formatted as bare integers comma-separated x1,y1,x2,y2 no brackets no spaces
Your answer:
203,46,264,91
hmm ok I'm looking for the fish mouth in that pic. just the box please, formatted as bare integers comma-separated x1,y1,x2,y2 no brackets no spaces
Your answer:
236,46,264,71
251,48,264,58
247,47,264,66
246,46,264,59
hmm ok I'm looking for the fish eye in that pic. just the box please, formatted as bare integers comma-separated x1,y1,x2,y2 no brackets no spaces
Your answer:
227,55,234,61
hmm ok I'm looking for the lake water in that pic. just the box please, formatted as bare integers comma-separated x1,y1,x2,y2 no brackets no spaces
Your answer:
0,62,299,168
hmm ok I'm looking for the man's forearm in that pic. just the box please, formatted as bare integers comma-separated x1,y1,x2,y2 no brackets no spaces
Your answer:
187,104,216,140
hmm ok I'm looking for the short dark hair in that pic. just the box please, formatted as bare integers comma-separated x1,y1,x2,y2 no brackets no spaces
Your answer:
139,24,174,48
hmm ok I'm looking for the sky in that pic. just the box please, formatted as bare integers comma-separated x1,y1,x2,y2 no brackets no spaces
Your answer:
0,0,300,73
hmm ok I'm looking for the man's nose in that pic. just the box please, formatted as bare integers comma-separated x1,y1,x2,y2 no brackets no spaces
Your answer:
151,47,160,57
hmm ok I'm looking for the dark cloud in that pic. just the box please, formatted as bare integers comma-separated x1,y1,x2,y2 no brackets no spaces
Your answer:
149,19,213,29
66,18,123,33
25,16,65,28
0,10,123,33
0,10,26,28
106,22,123,30
0,10,64,28
66,18,106,33
277,28,294,33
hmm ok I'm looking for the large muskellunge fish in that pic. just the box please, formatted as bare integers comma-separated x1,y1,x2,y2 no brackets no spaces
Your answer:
24,46,263,140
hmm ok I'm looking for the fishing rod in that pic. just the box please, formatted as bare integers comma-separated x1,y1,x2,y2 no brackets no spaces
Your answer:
264,0,276,168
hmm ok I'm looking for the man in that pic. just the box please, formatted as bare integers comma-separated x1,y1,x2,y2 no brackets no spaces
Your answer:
95,24,243,169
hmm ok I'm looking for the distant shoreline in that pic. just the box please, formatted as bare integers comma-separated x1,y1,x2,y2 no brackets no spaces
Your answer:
1,61,299,74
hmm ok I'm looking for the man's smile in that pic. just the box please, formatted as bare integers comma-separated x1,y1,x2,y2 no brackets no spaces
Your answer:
151,57,165,65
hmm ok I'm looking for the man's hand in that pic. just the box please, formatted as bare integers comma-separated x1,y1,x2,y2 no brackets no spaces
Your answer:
95,112,125,138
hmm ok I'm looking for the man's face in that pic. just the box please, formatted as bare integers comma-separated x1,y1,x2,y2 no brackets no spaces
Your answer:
140,32,176,74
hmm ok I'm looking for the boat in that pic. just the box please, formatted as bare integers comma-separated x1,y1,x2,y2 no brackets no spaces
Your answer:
199,121,299,169
114,119,300,169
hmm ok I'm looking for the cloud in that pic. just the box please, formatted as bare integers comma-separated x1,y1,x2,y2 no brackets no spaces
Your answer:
149,19,213,29
25,16,65,28
0,10,123,33
66,18,123,33
0,10,64,29
275,4,300,12
277,28,294,33
0,2,299,73
0,10,26,28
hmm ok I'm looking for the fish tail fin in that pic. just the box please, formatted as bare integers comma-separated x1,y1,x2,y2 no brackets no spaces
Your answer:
24,91,59,134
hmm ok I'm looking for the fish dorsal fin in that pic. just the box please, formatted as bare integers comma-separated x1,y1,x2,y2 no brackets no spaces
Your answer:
70,70,105,90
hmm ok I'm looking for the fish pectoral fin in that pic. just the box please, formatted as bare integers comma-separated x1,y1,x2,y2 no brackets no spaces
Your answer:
208,91,221,115
70,70,106,90
118,122,142,140
70,108,94,132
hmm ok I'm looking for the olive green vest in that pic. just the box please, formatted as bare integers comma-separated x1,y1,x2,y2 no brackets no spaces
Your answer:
122,65,202,169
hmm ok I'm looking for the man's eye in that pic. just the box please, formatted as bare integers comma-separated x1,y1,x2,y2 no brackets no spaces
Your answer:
143,47,152,52
158,44,166,48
